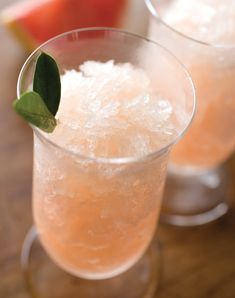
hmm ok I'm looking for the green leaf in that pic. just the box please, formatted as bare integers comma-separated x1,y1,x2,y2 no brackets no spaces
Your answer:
13,91,57,133
33,52,61,116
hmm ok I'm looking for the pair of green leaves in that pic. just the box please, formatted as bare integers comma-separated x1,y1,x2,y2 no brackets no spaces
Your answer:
13,52,61,133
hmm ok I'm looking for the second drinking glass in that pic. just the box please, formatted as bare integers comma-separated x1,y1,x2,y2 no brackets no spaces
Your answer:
146,0,235,226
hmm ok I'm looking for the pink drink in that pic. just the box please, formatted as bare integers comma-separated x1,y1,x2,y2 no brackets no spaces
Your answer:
18,29,194,278
33,61,176,279
148,0,235,170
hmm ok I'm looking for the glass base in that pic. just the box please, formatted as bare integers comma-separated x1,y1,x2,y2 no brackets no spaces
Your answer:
21,227,162,298
161,165,231,227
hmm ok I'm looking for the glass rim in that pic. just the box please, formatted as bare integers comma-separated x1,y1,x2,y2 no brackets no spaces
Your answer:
145,0,235,49
17,27,196,165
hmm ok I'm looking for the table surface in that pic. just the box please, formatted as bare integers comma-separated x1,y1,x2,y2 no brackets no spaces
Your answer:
1,2,235,297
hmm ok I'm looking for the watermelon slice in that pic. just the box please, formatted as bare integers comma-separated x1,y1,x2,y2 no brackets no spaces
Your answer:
1,0,149,51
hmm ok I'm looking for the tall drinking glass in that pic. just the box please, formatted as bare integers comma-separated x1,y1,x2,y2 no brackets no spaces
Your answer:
145,0,235,226
18,28,195,297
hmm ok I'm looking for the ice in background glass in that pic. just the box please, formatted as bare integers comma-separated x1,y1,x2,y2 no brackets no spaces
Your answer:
17,28,195,280
145,0,235,226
